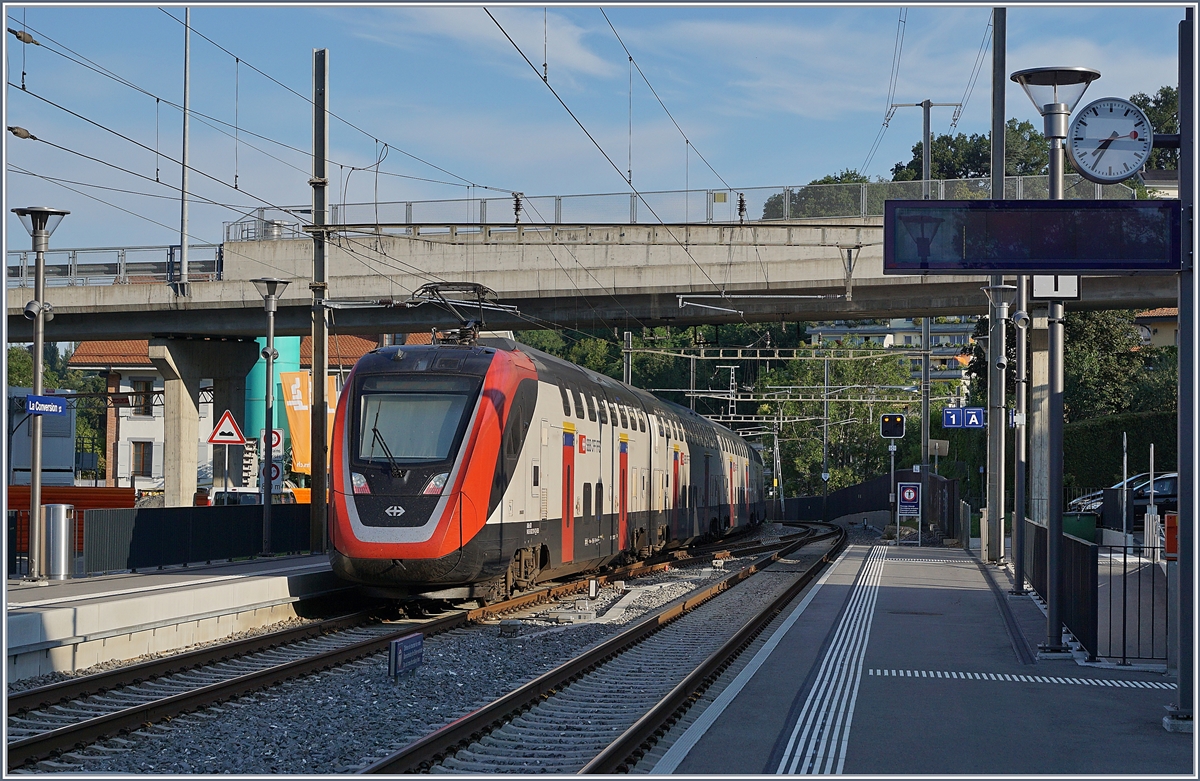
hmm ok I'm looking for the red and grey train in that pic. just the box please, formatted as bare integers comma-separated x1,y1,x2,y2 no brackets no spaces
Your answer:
329,338,765,600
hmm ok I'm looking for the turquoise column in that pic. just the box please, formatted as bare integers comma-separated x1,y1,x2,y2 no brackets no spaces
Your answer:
245,336,301,445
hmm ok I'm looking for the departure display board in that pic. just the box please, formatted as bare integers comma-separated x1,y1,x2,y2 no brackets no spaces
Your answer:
884,199,1181,274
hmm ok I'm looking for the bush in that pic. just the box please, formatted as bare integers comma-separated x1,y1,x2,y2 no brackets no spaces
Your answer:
1063,411,1177,487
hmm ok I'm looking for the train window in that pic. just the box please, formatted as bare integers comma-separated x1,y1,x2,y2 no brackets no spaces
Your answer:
596,482,604,519
597,397,608,425
532,462,540,489
583,482,592,521
558,383,571,416
571,386,585,420
657,418,664,438
618,404,629,429
639,413,646,433
585,394,597,422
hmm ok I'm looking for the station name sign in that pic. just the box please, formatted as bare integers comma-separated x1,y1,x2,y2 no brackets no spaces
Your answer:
884,200,1181,275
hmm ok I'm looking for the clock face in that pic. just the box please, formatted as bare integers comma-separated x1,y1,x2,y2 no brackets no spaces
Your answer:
1068,98,1154,184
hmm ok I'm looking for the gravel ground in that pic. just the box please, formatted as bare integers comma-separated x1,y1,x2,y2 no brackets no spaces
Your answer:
6,616,325,695
21,528,808,775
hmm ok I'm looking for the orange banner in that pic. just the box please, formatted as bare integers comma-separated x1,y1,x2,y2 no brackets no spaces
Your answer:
279,371,341,475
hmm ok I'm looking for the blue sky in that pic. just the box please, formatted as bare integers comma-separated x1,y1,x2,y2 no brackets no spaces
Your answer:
2,3,1186,249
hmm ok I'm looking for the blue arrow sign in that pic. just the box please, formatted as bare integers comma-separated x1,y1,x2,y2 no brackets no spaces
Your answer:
25,394,66,416
942,408,963,428
963,407,986,429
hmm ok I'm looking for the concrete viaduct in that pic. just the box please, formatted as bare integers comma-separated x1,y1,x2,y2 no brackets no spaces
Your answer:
6,217,1179,508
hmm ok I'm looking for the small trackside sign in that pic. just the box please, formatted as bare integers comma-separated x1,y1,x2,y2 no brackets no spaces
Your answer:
208,410,247,445
897,482,921,517
388,633,424,679
25,394,65,416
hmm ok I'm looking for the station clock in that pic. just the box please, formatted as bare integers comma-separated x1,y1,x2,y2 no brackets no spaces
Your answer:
1067,97,1154,185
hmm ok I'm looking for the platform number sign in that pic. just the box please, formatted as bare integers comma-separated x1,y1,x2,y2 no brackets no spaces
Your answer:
942,408,963,429
880,414,906,439
897,482,921,517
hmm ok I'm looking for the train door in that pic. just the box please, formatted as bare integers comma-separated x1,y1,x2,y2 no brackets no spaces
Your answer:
728,461,736,528
704,455,711,531
562,423,575,564
619,434,629,551
671,447,680,540
539,420,550,520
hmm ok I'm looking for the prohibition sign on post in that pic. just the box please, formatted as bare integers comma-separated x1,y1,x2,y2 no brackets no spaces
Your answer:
897,482,921,517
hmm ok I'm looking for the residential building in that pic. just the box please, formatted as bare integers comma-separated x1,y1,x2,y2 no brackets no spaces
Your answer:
806,317,978,381
68,336,377,489
1134,307,1179,348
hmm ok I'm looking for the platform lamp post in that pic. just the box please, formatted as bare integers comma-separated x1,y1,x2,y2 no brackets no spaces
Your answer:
12,206,68,579
252,278,289,555
1010,65,1100,654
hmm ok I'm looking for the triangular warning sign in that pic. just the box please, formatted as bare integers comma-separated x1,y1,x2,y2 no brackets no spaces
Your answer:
208,410,247,445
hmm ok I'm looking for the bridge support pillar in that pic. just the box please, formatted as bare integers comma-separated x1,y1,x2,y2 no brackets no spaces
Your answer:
149,339,260,507
1028,307,1050,526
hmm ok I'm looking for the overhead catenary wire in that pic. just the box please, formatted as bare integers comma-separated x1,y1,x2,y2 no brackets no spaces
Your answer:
156,7,513,195
485,9,719,291
949,11,993,132
7,166,261,208
860,8,908,175
600,8,731,190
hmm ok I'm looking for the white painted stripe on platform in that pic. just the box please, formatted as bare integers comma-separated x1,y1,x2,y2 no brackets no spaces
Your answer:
7,562,329,609
866,669,1174,689
776,546,887,775
888,558,968,564
649,545,856,775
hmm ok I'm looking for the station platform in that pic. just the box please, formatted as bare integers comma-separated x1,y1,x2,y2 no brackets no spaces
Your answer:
648,542,1193,775
5,553,350,681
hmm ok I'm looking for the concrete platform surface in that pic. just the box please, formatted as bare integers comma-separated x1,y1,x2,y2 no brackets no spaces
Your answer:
651,544,1192,775
6,554,348,680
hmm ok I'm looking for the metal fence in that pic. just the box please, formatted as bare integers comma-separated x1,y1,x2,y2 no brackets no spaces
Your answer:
7,244,222,288
784,470,958,530
82,505,311,574
1023,519,1100,660
222,174,1135,240
1097,543,1169,662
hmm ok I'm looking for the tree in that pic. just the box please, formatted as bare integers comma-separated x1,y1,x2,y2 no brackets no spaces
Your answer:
1131,85,1179,171
890,118,1056,183
761,169,870,220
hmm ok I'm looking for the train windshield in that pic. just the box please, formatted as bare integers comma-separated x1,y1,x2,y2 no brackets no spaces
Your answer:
356,375,479,463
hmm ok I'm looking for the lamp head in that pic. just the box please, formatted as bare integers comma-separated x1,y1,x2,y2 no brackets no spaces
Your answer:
23,300,40,320
11,206,69,237
251,277,290,300
1012,310,1030,330
1009,66,1100,116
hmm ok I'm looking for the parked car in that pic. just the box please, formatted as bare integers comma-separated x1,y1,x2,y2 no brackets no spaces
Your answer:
1130,473,1178,520
209,486,297,505
1068,473,1150,513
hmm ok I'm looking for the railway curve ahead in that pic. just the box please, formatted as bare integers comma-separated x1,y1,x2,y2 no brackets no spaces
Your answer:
361,522,846,774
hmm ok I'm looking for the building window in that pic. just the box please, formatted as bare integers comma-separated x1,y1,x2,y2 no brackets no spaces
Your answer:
132,441,153,477
132,379,154,416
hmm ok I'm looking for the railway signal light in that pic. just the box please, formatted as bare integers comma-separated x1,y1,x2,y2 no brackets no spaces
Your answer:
880,413,906,439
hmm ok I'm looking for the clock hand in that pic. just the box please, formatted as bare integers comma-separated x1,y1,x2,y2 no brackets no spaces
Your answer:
1090,131,1121,162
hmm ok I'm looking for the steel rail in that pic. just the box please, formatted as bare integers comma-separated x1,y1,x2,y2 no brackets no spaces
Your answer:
581,524,847,772
6,539,756,769
359,524,838,774
7,610,379,715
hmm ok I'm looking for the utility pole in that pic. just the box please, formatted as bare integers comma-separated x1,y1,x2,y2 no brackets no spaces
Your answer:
920,316,930,536
177,6,191,295
985,7,1006,565
889,99,962,199
623,331,632,385
309,48,329,554
1012,274,1029,593
823,355,830,522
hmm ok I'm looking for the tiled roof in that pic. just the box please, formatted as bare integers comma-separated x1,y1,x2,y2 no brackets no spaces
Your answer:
67,340,153,368
404,332,434,345
300,335,378,368
1135,308,1178,319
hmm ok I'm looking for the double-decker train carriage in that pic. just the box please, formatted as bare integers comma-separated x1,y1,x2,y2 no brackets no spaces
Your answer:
329,338,764,601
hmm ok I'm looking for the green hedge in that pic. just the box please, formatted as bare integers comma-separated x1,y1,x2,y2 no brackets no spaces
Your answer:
1064,411,1177,488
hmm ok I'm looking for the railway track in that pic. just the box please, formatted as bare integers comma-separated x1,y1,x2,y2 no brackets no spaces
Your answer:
361,522,846,774
7,529,795,771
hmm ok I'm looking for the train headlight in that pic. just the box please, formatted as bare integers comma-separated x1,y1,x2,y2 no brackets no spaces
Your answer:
351,472,371,495
423,472,449,495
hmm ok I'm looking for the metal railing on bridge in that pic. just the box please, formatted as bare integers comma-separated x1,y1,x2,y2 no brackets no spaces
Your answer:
7,243,222,288
222,174,1135,241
